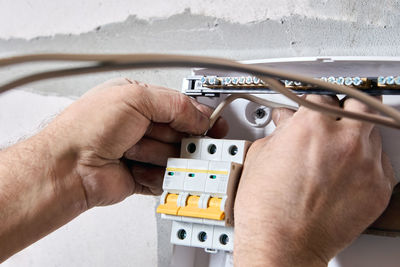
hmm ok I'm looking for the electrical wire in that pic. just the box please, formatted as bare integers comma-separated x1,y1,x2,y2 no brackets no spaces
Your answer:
1,53,399,238
1,54,400,130
209,94,298,129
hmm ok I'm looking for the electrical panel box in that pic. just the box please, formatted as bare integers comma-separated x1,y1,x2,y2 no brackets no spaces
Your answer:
182,57,400,97
163,56,400,267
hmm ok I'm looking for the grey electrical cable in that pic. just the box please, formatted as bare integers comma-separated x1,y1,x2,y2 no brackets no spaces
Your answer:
0,54,400,129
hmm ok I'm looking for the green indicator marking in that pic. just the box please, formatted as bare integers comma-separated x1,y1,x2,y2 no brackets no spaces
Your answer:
188,173,195,177
209,175,217,179
167,172,174,176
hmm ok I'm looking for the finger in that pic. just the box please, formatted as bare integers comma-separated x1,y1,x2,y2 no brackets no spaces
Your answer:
91,77,133,92
296,95,340,122
124,137,180,166
272,107,295,127
189,98,229,138
130,162,165,195
207,117,229,138
369,182,400,231
146,123,187,143
341,96,381,132
127,85,210,135
83,78,134,100
342,95,382,114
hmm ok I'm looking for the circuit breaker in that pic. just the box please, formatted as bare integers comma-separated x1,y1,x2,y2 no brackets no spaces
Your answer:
157,137,251,252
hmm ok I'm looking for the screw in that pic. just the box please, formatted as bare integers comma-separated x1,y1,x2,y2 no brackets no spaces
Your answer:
209,77,217,85
378,76,386,85
387,76,395,85
284,80,294,86
328,76,336,84
246,76,253,84
336,77,345,85
294,81,302,86
353,77,362,86
224,77,232,85
255,108,266,119
344,77,353,86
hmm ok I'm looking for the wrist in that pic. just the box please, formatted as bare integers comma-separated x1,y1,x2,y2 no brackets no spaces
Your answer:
235,235,327,267
38,123,88,214
234,215,328,267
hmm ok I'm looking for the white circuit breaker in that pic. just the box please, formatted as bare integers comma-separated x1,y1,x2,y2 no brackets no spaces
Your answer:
157,137,251,252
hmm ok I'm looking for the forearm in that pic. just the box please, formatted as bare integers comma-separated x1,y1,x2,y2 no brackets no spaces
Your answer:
235,203,328,267
235,226,327,267
0,128,86,261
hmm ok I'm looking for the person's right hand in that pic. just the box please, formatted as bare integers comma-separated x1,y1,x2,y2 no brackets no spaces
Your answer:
0,77,229,261
234,95,396,266
42,78,228,208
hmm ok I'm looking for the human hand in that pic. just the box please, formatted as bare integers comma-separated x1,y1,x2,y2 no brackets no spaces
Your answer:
43,78,228,209
234,95,396,266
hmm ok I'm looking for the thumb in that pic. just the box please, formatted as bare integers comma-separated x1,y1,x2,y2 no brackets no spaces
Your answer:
127,84,210,135
272,108,295,127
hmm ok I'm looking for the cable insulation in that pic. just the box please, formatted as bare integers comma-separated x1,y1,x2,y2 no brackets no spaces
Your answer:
0,54,400,130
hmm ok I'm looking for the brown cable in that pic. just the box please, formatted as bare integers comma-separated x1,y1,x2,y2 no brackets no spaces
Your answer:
1,53,400,236
0,54,400,129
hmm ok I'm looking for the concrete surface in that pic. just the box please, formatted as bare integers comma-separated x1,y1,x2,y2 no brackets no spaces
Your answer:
1,0,400,266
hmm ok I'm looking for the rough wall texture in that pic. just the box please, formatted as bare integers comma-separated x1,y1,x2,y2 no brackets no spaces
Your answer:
1,1,400,97
1,1,400,266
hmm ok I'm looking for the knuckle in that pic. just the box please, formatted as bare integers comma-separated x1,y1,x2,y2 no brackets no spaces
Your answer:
129,79,141,86
307,112,331,126
111,83,145,102
345,98,371,113
128,82,147,96
120,83,154,115
293,112,328,133
174,93,192,114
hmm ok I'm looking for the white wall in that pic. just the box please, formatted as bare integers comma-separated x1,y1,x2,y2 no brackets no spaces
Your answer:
0,0,359,40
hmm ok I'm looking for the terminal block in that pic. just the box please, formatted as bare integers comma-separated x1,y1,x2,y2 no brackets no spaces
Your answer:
377,76,400,87
157,137,251,252
182,75,400,97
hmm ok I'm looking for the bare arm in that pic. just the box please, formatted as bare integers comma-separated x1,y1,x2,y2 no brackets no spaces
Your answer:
0,78,228,261
0,128,85,260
